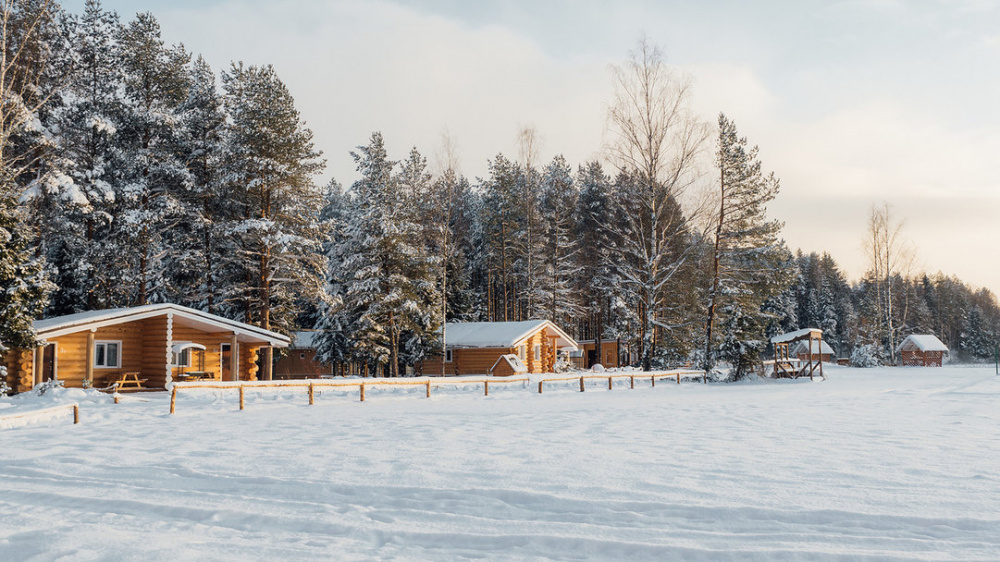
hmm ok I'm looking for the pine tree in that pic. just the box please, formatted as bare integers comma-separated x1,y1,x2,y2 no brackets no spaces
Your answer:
170,55,229,312
0,178,53,351
34,0,122,311
220,62,326,379
703,113,791,378
575,160,616,345
479,154,523,321
538,154,582,326
328,133,440,377
314,180,352,374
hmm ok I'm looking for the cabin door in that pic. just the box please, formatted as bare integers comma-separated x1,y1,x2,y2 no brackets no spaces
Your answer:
41,344,57,382
587,349,598,368
220,344,232,381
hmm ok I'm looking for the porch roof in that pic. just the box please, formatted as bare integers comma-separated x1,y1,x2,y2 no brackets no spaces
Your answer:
34,303,290,347
771,328,823,344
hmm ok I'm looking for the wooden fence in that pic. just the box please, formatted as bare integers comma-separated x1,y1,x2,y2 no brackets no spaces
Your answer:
168,369,706,414
0,403,80,429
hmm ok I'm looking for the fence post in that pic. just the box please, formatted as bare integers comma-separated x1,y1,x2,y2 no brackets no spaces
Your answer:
484,380,489,396
651,376,655,387
538,381,543,394
579,376,585,392
309,382,314,405
426,379,431,398
170,387,177,414
608,376,613,390
114,393,120,405
239,386,245,410
630,375,634,389
677,373,681,384
73,404,80,424
360,382,366,402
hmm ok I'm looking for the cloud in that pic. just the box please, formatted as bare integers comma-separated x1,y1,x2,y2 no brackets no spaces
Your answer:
88,0,1000,293
150,0,613,182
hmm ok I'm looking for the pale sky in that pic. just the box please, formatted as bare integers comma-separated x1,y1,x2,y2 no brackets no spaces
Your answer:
66,0,1000,293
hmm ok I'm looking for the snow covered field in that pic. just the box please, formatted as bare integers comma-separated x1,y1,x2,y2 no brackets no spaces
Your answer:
2,366,999,561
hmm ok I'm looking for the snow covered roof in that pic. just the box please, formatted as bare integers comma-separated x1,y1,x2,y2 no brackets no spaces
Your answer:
292,331,320,349
771,328,823,344
490,354,528,374
444,320,577,350
896,335,949,353
34,304,290,347
790,340,835,356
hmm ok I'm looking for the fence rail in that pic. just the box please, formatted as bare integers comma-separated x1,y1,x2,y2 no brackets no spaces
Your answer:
0,403,80,429
168,370,706,415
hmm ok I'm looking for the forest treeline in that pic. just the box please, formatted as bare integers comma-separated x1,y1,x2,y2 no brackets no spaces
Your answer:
2,1,998,382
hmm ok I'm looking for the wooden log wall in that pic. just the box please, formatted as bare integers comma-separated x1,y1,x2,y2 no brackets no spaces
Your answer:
3,349,33,393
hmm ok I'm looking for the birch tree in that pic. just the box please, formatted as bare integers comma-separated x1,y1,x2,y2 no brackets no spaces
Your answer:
864,202,913,364
0,0,59,349
605,37,707,370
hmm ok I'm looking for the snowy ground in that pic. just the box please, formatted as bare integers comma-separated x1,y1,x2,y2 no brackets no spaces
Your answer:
2,366,999,561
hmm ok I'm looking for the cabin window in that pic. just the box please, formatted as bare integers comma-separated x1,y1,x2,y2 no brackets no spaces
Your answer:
517,345,526,360
534,344,541,361
172,348,191,367
445,349,453,363
94,341,121,368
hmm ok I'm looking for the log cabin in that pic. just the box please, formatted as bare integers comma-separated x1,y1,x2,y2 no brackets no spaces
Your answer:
896,334,949,367
420,320,578,376
273,331,333,379
2,303,289,393
790,339,836,363
576,339,622,369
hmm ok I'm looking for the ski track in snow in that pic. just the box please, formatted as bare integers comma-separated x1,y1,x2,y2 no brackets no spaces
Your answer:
1,367,999,561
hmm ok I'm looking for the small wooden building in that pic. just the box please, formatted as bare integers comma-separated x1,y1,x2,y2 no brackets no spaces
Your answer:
273,331,333,379
420,320,578,376
576,340,621,369
490,354,529,377
2,304,289,393
790,339,836,363
896,335,948,367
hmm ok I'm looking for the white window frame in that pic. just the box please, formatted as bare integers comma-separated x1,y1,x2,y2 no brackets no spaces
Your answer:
445,349,453,363
534,344,541,362
94,340,122,369
517,345,526,360
173,349,192,368
171,342,193,368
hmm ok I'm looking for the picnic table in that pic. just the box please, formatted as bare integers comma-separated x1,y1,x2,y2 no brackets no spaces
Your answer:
109,372,146,390
174,371,215,382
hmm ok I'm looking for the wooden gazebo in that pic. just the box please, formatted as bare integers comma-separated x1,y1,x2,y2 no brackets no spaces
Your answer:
768,328,826,380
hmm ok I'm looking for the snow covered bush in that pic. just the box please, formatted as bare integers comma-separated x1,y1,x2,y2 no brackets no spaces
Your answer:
591,363,606,373
553,354,572,373
850,344,883,368
35,379,64,395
